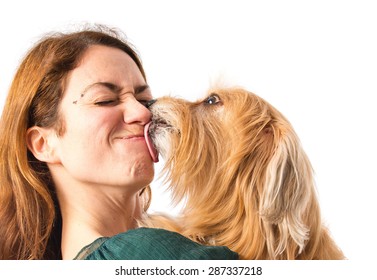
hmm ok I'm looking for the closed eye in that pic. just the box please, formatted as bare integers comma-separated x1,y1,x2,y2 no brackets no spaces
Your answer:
94,99,119,106
138,99,152,107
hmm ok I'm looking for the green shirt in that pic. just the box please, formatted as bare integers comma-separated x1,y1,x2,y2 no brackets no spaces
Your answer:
74,227,238,260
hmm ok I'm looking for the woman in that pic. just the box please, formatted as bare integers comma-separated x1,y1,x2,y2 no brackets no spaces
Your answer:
0,25,238,260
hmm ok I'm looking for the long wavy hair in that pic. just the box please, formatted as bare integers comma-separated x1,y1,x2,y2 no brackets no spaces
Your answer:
0,25,147,259
143,88,344,259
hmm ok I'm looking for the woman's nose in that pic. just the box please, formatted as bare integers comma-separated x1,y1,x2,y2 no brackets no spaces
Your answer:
123,97,152,124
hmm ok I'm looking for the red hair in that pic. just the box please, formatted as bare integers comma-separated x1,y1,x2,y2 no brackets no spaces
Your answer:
0,25,146,259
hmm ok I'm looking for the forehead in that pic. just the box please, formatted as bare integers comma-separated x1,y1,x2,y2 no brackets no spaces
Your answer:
64,45,145,95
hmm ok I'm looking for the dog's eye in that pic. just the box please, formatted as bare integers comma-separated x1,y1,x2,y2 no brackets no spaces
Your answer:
205,94,221,105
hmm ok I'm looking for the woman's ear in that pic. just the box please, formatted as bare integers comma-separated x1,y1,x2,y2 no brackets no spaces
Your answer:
26,126,60,163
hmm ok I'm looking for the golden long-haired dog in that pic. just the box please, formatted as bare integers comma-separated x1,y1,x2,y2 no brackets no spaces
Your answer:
143,87,344,260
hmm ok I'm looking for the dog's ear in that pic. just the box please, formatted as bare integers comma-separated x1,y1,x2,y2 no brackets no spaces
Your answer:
259,124,314,258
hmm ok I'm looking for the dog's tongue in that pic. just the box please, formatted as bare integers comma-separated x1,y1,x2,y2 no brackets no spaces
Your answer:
144,122,159,163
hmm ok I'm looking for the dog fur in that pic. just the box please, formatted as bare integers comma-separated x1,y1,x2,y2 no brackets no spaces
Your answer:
142,87,344,260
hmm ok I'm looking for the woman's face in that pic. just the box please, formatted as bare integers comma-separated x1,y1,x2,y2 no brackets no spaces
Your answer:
53,45,154,190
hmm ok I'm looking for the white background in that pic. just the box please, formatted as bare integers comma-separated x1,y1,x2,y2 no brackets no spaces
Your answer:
1,0,376,264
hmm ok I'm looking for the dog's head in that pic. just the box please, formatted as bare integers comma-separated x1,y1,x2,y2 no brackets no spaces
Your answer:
147,87,318,259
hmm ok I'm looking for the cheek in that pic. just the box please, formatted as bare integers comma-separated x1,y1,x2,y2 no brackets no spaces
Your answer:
57,131,102,174
66,108,117,139
58,112,114,162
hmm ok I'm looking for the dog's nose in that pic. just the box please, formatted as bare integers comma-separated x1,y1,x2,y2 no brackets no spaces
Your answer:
145,99,157,108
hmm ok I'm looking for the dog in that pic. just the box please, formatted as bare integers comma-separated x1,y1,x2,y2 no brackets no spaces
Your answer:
142,87,345,260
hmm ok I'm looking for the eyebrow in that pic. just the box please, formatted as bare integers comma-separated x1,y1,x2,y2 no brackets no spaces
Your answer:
80,82,150,97
134,84,150,95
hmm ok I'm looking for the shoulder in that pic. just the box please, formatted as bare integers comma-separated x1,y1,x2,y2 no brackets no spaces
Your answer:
78,227,238,260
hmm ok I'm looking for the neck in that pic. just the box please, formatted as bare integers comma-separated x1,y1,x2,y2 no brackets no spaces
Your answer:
54,179,143,259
